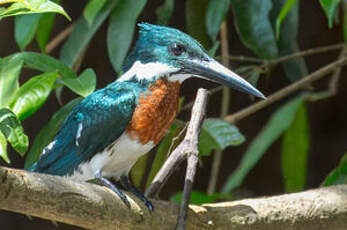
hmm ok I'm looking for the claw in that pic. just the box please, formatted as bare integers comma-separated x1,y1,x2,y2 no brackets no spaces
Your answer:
120,175,154,211
95,171,131,208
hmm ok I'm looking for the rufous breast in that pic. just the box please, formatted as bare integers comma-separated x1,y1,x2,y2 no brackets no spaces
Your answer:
126,79,181,145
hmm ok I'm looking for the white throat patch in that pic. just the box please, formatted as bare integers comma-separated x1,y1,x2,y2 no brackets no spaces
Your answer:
118,61,180,82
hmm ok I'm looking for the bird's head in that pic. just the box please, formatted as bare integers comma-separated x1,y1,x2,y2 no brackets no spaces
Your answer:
121,23,265,99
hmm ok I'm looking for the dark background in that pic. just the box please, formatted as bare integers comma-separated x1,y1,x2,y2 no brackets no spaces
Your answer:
1,0,346,229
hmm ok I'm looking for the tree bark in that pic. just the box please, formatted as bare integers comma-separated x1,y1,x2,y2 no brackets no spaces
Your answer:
0,167,346,230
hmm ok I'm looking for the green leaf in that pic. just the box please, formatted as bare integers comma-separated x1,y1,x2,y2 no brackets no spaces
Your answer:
281,103,310,193
222,94,306,192
7,52,95,97
322,153,347,186
274,0,298,39
107,0,147,73
60,0,119,68
130,154,148,188
0,108,28,157
271,0,308,82
145,122,184,188
24,97,82,169
207,41,220,57
230,0,278,59
60,68,96,97
247,71,260,87
83,0,108,26
0,57,24,107
156,0,174,25
170,191,223,205
199,118,245,156
10,72,58,120
10,52,76,79
36,12,56,52
15,14,41,50
319,0,341,28
206,0,231,41
0,131,9,163
0,0,70,20
186,0,211,48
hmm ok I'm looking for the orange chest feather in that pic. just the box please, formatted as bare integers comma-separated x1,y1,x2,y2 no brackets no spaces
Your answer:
126,79,181,145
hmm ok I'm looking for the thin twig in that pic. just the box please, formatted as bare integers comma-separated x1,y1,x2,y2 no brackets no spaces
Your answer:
207,21,230,195
269,43,345,65
224,57,347,124
328,46,347,95
145,89,209,199
46,25,73,54
225,43,345,64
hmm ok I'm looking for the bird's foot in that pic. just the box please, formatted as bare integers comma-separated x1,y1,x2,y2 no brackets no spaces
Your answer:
95,171,131,207
120,175,154,211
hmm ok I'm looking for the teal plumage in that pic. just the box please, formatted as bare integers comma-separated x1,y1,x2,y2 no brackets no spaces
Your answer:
30,80,148,175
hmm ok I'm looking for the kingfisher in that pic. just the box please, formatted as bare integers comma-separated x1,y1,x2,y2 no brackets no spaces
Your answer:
29,23,265,211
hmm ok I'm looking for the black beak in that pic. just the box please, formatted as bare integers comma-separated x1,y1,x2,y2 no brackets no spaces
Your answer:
180,59,266,99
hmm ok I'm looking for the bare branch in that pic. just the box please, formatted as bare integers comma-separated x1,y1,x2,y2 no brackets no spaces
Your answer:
224,57,347,124
1,167,347,230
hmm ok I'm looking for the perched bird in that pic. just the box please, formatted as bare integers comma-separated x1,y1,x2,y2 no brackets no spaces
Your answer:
29,23,265,211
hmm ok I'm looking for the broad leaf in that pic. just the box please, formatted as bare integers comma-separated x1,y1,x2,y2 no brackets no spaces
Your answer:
206,0,231,41
247,71,260,87
199,118,245,156
83,0,108,26
60,0,119,68
0,108,28,157
274,0,298,39
0,0,70,20
8,52,95,97
231,0,278,59
319,0,341,28
281,103,310,193
60,68,96,97
24,97,82,169
156,0,174,25
130,154,148,188
10,52,76,79
15,14,41,50
0,57,23,107
10,72,58,120
36,12,56,52
322,153,347,186
107,0,147,72
271,0,308,82
222,94,306,192
186,0,211,48
0,131,9,163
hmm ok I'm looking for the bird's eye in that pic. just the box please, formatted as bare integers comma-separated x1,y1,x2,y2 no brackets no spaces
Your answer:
170,43,185,56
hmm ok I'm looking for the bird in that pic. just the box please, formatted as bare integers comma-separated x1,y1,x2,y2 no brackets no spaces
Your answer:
29,23,265,211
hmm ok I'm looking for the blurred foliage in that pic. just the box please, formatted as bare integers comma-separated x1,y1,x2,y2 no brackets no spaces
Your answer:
322,153,347,186
0,0,346,208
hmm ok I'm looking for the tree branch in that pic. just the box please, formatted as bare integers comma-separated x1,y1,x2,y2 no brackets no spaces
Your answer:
1,167,346,230
224,56,347,124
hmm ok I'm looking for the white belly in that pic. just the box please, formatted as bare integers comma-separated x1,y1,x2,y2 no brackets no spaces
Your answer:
67,133,154,182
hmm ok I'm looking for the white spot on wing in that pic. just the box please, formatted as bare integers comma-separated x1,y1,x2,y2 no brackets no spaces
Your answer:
42,140,56,156
75,123,83,147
